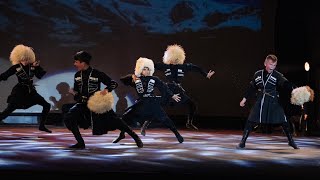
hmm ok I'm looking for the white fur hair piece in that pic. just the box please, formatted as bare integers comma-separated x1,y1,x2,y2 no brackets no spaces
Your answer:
87,91,114,114
134,57,154,77
163,44,186,65
10,44,36,65
291,86,311,105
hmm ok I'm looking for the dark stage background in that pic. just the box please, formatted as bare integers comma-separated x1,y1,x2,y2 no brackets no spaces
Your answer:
0,0,318,125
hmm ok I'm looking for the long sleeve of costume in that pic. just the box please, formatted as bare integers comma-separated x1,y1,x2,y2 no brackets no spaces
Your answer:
185,63,208,77
277,72,295,91
120,74,135,87
33,65,47,79
243,81,257,99
154,62,167,71
0,66,16,81
73,74,81,102
154,76,174,97
98,71,118,92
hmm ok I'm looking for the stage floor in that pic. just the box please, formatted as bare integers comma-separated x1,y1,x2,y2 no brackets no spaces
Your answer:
0,125,320,178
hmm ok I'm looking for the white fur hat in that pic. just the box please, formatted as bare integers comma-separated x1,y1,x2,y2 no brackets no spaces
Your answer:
134,57,154,77
87,91,114,114
10,44,36,65
163,44,185,65
290,86,314,105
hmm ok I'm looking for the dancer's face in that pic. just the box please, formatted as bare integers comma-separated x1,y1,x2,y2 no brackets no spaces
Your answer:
141,67,151,76
264,59,277,73
20,59,29,66
73,60,87,71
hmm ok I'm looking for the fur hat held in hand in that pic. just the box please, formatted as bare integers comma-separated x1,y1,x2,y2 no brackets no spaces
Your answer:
163,44,185,65
10,44,36,65
291,86,314,105
134,57,154,77
87,91,114,114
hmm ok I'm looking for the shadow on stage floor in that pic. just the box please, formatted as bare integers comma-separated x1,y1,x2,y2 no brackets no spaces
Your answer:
0,124,320,178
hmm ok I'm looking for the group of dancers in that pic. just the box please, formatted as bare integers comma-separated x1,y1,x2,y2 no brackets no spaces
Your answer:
0,44,214,149
0,44,313,150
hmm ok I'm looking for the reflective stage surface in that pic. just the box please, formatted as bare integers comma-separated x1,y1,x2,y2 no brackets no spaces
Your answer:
0,126,320,178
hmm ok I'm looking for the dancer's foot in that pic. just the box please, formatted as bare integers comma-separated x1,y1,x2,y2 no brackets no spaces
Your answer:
135,138,143,148
69,143,85,149
186,123,198,130
289,141,299,149
113,133,125,143
141,127,146,136
39,126,52,133
236,141,245,149
176,133,184,143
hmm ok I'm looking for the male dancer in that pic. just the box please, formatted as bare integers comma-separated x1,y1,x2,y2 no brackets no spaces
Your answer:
113,57,184,144
141,44,214,135
0,44,51,133
64,51,143,149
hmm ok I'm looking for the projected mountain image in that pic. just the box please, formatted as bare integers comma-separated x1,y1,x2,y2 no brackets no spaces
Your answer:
0,0,261,47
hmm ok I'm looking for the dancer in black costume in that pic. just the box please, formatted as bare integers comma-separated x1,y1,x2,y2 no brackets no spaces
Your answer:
64,51,143,149
0,44,51,133
141,44,214,136
237,54,300,149
113,57,184,144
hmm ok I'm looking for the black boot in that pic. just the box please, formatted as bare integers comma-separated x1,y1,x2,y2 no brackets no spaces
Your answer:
39,124,52,133
175,132,184,143
290,121,297,137
186,115,198,130
236,121,256,149
282,123,299,149
141,120,151,136
69,143,85,149
39,117,52,133
237,130,250,149
185,99,198,130
113,131,126,143
39,102,52,133
69,129,85,149
69,126,86,149
287,133,299,149
171,128,184,143
288,140,299,149
126,128,143,148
